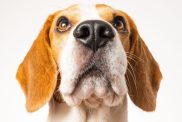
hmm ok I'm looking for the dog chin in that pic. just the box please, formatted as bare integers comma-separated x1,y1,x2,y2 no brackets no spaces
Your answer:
60,68,127,107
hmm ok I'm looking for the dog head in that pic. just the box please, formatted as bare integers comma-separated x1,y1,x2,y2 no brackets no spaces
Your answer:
16,4,162,112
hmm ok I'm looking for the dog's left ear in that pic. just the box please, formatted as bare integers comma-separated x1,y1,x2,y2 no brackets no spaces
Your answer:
16,14,57,112
124,14,162,111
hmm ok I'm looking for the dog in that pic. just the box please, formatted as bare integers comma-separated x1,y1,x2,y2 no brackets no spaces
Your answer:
16,4,162,122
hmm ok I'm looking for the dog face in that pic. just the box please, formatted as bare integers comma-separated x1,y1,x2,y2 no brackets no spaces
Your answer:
16,4,162,112
50,4,128,107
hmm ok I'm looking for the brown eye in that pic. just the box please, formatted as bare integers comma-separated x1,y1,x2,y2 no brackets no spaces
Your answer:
56,16,71,32
113,16,127,33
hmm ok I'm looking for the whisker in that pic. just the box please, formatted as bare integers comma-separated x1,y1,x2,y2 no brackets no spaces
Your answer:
127,61,136,81
126,52,144,61
126,64,138,95
126,68,136,92
127,61,138,95
127,55,138,63
125,74,134,96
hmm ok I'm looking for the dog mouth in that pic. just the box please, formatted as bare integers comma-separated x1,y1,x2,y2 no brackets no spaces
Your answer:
60,40,128,107
76,62,106,83
73,59,111,98
76,61,97,82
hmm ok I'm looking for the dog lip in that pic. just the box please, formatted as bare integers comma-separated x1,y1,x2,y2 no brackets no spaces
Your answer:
77,63,98,82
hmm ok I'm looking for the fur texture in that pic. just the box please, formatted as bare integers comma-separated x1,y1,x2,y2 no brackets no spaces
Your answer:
16,4,162,121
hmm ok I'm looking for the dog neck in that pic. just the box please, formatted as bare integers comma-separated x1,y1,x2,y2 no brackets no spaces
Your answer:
48,95,128,122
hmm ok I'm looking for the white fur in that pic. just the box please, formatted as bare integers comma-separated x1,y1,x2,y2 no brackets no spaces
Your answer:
53,4,128,122
48,95,128,122
59,4,103,106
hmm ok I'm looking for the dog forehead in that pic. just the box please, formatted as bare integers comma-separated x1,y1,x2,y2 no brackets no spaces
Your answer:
66,4,114,19
57,4,115,22
79,4,100,20
78,4,115,22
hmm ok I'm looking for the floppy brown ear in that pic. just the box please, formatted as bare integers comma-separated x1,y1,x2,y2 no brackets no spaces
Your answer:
16,15,57,112
125,15,162,111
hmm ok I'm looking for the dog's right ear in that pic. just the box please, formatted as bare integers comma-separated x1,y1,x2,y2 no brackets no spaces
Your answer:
16,14,57,112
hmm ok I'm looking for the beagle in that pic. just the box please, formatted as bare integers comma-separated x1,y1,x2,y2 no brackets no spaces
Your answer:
16,4,162,122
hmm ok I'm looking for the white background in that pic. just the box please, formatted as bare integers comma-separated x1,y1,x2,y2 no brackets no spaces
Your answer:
0,0,182,122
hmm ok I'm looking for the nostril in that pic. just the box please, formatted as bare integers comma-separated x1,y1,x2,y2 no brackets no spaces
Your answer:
74,26,90,39
80,27,90,38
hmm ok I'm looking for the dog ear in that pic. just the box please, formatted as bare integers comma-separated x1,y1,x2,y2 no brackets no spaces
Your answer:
16,14,57,112
125,14,162,111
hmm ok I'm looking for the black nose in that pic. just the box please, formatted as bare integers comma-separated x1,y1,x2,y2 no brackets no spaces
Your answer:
73,20,115,52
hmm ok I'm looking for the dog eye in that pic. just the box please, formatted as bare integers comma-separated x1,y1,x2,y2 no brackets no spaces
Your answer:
113,16,127,33
56,16,71,32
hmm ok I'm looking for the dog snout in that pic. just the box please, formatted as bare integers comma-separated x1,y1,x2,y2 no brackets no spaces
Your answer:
73,20,115,52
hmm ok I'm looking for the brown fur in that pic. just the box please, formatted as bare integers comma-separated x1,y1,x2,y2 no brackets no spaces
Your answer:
123,13,162,111
96,5,162,111
16,4,162,113
16,14,57,112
